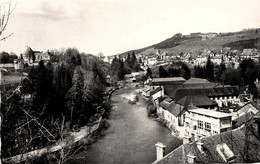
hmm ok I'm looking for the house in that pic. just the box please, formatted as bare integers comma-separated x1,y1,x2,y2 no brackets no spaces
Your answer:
153,112,260,164
230,102,259,120
150,77,186,91
184,108,232,141
194,55,207,65
158,97,187,130
180,78,213,89
150,86,164,105
240,48,259,60
142,85,150,101
210,55,223,65
22,47,50,65
174,86,240,107
147,57,157,65
103,56,114,64
177,95,218,110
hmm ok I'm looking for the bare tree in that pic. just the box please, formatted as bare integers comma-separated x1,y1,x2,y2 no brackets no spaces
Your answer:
0,2,16,163
0,1,17,41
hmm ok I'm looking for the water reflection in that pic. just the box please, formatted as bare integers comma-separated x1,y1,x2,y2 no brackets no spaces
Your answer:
69,87,182,164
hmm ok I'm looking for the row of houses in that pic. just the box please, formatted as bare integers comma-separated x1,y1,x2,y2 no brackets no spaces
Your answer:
136,48,259,70
143,77,259,139
144,77,260,163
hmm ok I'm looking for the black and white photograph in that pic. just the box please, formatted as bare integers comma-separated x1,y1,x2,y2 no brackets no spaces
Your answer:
1,0,260,163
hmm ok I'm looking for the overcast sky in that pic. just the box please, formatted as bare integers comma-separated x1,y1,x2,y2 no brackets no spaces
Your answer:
1,0,260,56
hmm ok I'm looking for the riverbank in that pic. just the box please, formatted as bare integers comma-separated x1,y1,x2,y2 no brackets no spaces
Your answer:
3,88,117,163
69,85,182,163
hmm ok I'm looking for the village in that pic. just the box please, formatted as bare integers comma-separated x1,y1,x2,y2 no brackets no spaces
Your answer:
1,0,260,163
139,70,260,163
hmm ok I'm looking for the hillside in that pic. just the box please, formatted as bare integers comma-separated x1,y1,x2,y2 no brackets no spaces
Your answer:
118,28,260,57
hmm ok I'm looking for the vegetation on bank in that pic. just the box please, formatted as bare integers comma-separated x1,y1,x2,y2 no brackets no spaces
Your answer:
1,48,110,162
152,57,260,99
109,51,142,84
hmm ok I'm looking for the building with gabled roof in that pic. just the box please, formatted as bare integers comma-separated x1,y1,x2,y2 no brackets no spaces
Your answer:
150,77,186,86
22,46,50,65
184,108,232,141
158,97,186,133
177,95,218,110
174,86,240,107
153,112,260,164
230,102,259,121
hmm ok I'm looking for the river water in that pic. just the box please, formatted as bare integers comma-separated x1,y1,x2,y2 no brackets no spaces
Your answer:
69,86,182,164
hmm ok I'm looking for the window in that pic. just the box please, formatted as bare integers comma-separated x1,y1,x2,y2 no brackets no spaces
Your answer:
198,120,203,129
213,131,218,134
205,122,211,131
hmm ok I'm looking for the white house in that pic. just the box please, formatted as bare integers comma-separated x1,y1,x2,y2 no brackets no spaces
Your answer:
150,86,164,105
185,108,232,141
158,97,188,132
230,102,259,120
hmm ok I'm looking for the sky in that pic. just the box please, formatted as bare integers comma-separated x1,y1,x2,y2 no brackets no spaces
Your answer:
0,0,260,56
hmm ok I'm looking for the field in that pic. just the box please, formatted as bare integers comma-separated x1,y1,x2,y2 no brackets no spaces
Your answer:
1,75,25,85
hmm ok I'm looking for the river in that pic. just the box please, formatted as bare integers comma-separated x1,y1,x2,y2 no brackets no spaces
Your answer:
69,86,182,164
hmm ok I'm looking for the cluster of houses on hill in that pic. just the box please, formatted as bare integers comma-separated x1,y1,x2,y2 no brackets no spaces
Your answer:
142,77,260,163
134,48,260,70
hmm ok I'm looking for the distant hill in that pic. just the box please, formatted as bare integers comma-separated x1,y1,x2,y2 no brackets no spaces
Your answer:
117,28,260,58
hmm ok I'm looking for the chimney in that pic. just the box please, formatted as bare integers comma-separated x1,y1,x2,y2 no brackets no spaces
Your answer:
155,142,166,161
187,153,196,163
183,135,191,144
252,115,260,138
197,141,204,153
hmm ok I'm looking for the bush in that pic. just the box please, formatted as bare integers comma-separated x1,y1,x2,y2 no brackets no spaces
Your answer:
147,104,157,116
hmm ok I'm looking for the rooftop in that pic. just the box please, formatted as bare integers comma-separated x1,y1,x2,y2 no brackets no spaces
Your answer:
150,77,186,86
150,86,162,96
177,95,217,109
154,123,260,164
189,108,231,118
175,86,240,101
183,78,210,85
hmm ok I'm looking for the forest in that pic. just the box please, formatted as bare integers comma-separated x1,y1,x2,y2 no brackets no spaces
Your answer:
1,48,109,162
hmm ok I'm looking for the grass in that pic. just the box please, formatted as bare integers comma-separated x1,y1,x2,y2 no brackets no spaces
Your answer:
1,75,24,84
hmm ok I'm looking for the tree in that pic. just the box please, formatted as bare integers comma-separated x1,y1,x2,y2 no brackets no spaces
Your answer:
205,56,215,81
159,66,168,77
220,68,240,86
180,63,191,80
0,51,10,63
0,3,17,157
0,1,17,41
193,65,205,78
132,60,140,72
146,67,152,78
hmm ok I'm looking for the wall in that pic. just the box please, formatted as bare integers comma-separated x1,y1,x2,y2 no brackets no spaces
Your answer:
185,112,231,140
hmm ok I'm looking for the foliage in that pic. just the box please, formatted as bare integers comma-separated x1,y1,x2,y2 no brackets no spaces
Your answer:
146,67,152,78
110,56,126,81
2,48,108,159
220,68,240,86
205,56,215,81
223,38,260,50
159,66,168,77
180,63,191,80
0,51,17,63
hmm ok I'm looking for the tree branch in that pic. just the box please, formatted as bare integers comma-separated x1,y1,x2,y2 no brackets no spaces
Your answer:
19,106,56,139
